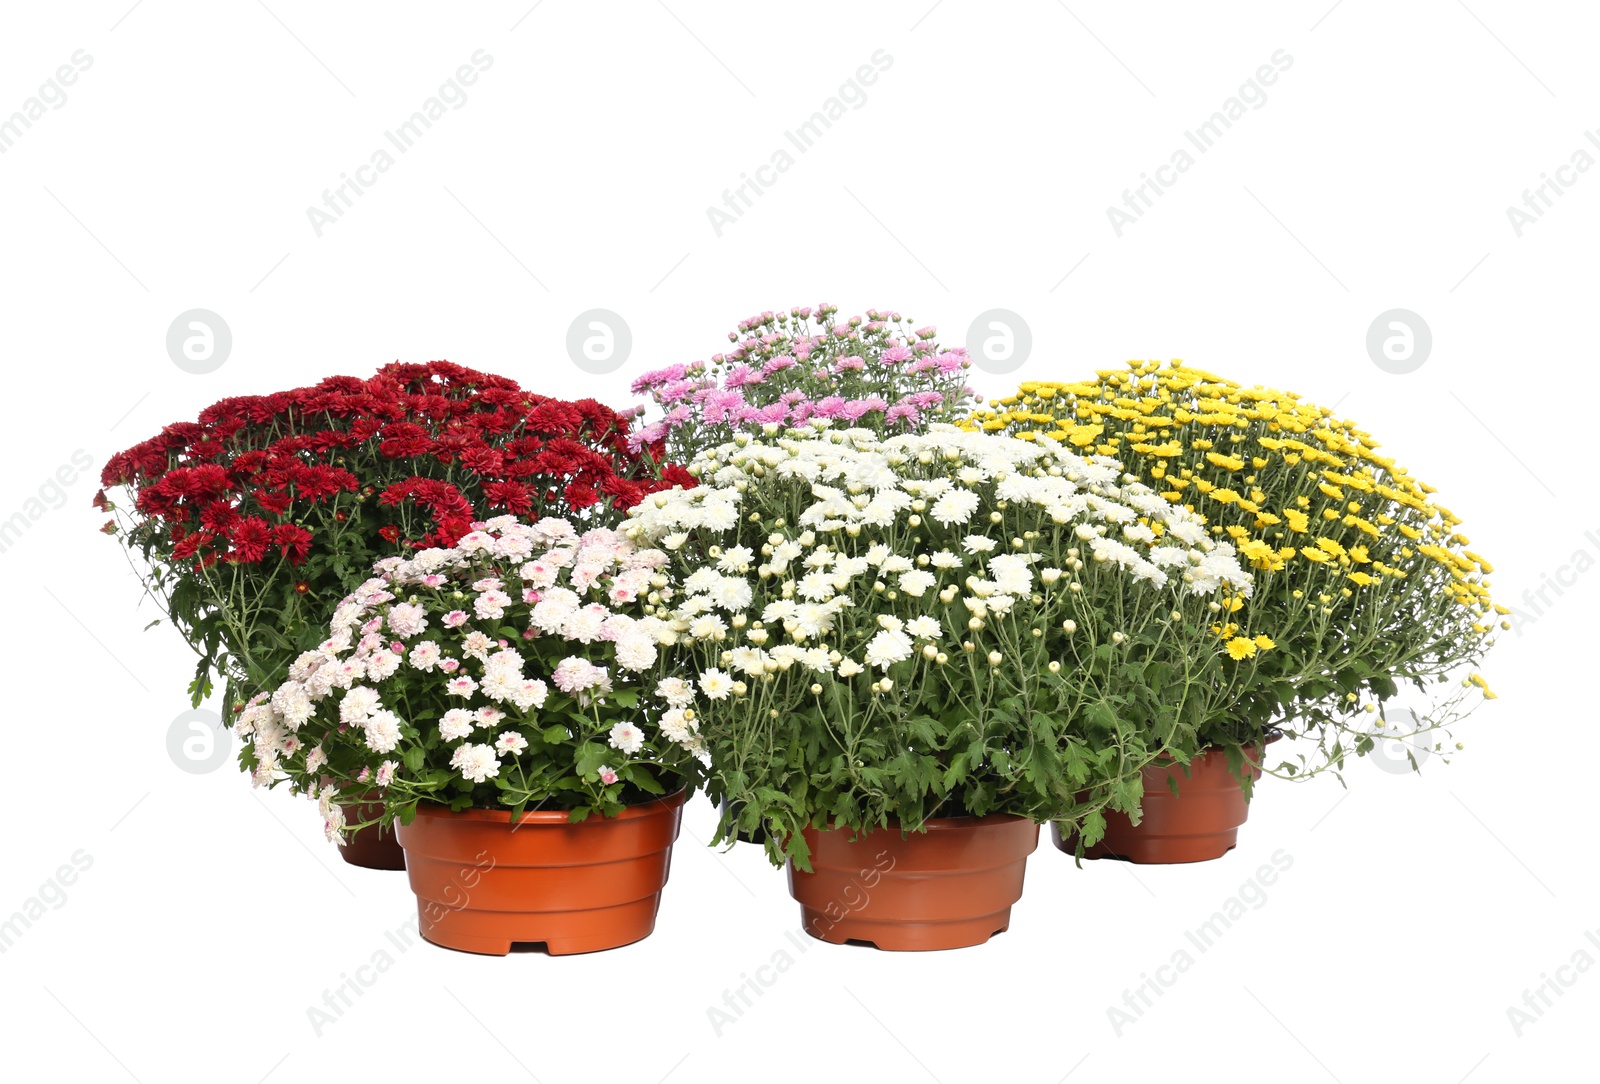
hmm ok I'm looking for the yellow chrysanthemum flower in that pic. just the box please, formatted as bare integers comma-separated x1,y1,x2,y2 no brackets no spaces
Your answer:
1225,636,1258,660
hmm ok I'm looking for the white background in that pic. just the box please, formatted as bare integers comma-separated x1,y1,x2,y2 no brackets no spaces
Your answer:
0,1,1592,1081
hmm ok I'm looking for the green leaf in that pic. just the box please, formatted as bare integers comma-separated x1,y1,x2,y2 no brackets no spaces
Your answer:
573,742,607,777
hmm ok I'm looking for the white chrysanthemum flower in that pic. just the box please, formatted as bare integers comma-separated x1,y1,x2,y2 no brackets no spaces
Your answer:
520,559,559,589
289,650,326,682
864,629,914,670
450,742,501,783
329,602,363,633
709,576,754,612
495,731,529,756
1190,545,1253,596
659,708,696,744
439,708,476,741
1130,561,1168,587
828,555,866,579
510,679,548,712
481,671,517,703
930,489,980,526
861,494,908,527
608,721,645,755
897,569,936,597
905,615,942,640
988,554,1035,595
364,709,402,754
1148,546,1191,568
717,545,755,573
790,603,838,641
684,567,723,594
484,648,525,679
339,686,380,724
323,802,345,843
614,633,658,672
552,657,609,695
564,605,609,644
461,630,495,660
674,595,714,619
700,501,739,531
798,571,837,602
386,602,429,639
273,682,313,728
699,668,734,700
533,517,578,546
234,699,274,738
802,548,834,570
657,677,695,708
729,647,769,676
531,597,579,635
407,640,442,671
690,614,728,641
962,534,998,555
776,645,833,673
1167,520,1208,546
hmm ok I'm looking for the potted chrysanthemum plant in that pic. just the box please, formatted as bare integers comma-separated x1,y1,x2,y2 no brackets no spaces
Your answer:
97,361,691,868
631,303,977,843
969,360,1501,862
626,423,1252,949
245,516,705,954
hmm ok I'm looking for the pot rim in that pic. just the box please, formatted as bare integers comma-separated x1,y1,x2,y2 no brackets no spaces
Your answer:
1149,727,1284,767
408,788,688,826
811,810,1037,834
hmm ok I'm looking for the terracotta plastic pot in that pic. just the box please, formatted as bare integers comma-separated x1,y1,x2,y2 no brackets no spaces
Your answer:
337,798,407,871
395,790,685,956
787,813,1038,951
1055,741,1271,864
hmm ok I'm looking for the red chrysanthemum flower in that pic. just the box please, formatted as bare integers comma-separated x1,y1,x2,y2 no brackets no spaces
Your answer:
484,480,532,515
272,524,313,564
227,517,272,564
